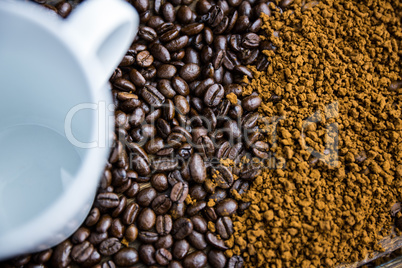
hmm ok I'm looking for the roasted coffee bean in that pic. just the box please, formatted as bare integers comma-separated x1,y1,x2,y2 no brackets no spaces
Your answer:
158,79,177,98
99,238,121,256
172,240,190,260
179,63,201,82
139,84,165,108
136,51,154,67
182,23,204,36
204,84,224,107
252,140,269,158
216,216,234,239
85,207,100,227
129,107,145,127
191,215,208,233
196,135,215,158
168,170,186,186
188,230,208,250
212,165,234,189
110,218,125,239
119,55,135,67
122,202,140,225
51,240,72,268
113,78,136,92
88,232,108,245
196,0,212,14
170,201,186,219
155,248,172,266
157,64,177,79
141,65,157,80
160,29,180,43
165,36,189,52
172,76,190,96
204,207,218,221
125,224,138,242
177,5,193,24
208,250,227,268
149,43,171,63
231,180,249,196
223,120,242,140
215,198,238,216
126,180,140,198
96,192,119,209
57,2,72,18
183,251,207,268
186,201,207,216
151,157,179,172
178,143,193,159
161,2,175,22
32,249,52,264
129,68,146,87
172,218,193,239
189,185,207,201
131,0,148,13
145,137,164,154
102,260,116,268
210,189,228,203
136,187,157,207
155,234,174,249
131,154,151,176
138,26,157,42
205,232,228,250
96,214,112,234
152,194,173,214
139,231,159,243
72,227,90,244
156,118,172,138
113,248,139,266
248,18,262,33
137,208,156,230
139,244,156,265
242,95,262,111
241,32,260,48
82,249,101,267
189,153,206,183
170,181,189,203
174,95,190,115
71,241,94,263
240,166,261,180
227,255,244,268
151,173,169,192
156,215,173,235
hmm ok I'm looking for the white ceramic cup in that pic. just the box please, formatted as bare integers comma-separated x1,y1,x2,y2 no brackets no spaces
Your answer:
0,0,138,259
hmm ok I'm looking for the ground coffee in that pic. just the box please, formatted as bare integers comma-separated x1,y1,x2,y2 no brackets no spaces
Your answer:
227,0,402,267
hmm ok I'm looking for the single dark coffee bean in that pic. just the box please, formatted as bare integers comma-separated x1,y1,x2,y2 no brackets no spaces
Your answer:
140,65,157,80
189,185,207,201
51,240,72,268
119,55,135,67
156,118,172,138
204,206,218,221
170,181,189,203
183,251,207,268
139,231,159,243
122,202,140,225
163,99,176,120
131,0,148,13
145,108,162,123
178,143,193,159
125,224,138,242
165,36,189,52
131,154,151,176
172,239,190,260
240,166,261,180
145,137,165,154
57,2,72,18
210,189,228,204
186,201,207,216
151,157,179,172
172,218,193,239
242,95,262,111
158,79,177,98
155,248,172,266
157,64,177,79
85,207,100,227
212,165,234,189
137,208,156,230
174,95,190,115
139,84,165,108
101,260,116,268
206,232,228,250
110,218,125,238
88,232,108,245
169,261,184,268
32,249,53,264
136,51,154,67
139,244,156,265
155,234,174,249
252,140,269,159
136,187,157,207
172,76,190,96
216,216,234,239
71,241,94,263
215,198,238,216
96,192,119,209
151,173,169,192
170,201,186,220
196,135,215,158
187,230,208,250
182,23,204,36
196,0,212,14
156,215,173,235
113,77,136,92
160,29,180,42
138,26,157,42
126,180,140,198
189,153,206,183
113,248,139,266
129,107,145,127
177,5,193,24
191,215,208,233
151,194,173,214
179,63,201,82
72,227,90,244
227,255,244,268
99,238,121,256
161,2,175,22
208,250,227,268
82,249,101,267
204,84,224,107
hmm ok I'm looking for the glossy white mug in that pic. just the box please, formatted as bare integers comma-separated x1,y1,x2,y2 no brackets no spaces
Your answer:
0,0,138,259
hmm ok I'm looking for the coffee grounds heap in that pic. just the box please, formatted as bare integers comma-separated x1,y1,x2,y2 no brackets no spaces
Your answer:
227,0,402,267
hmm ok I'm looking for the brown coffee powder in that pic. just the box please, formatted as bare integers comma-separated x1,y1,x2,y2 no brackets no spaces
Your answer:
226,0,402,267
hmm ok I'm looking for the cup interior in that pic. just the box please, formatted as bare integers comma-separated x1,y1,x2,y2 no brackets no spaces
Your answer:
0,9,97,234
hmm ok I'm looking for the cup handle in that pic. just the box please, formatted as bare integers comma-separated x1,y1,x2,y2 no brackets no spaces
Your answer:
64,0,139,89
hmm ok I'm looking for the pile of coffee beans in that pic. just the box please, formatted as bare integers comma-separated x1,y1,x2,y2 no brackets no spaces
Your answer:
1,0,291,267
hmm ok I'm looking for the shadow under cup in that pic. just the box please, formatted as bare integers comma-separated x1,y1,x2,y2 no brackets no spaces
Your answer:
0,11,106,240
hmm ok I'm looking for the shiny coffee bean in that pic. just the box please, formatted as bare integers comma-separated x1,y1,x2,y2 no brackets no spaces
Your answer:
206,232,228,250
208,250,227,268
156,214,173,235
122,202,140,225
136,187,157,207
71,241,94,263
187,230,208,250
113,248,139,266
227,255,244,268
139,244,156,265
182,251,207,268
215,198,238,216
88,232,108,245
216,216,234,239
170,181,189,203
72,227,91,244
172,218,193,239
151,194,173,214
96,192,119,209
155,248,173,265
125,224,138,242
139,231,159,243
172,239,190,260
99,238,121,256
51,240,72,268
96,214,112,233
137,208,156,230
85,207,100,227
151,173,169,192
189,153,206,183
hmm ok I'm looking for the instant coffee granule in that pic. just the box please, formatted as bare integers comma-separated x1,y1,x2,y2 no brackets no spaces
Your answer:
227,0,402,267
